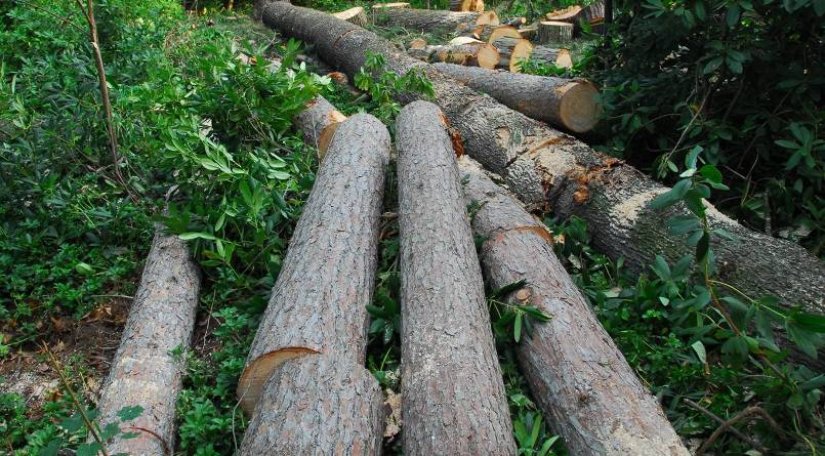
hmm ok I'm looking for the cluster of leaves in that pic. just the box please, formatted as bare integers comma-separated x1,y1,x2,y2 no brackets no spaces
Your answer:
354,52,435,128
585,0,825,256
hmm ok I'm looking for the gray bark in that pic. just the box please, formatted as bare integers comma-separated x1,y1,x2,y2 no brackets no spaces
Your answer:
256,0,825,359
538,21,573,44
490,36,532,71
431,63,600,132
96,228,200,455
459,157,689,456
396,101,516,455
372,8,485,33
295,95,347,158
237,113,389,415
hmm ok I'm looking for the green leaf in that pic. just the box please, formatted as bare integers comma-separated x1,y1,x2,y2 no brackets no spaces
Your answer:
59,413,84,433
514,312,523,343
118,405,144,422
75,262,94,275
726,5,741,28
76,443,102,456
490,279,528,300
685,145,703,169
721,335,749,359
696,231,710,262
179,232,219,241
530,415,542,446
791,312,825,333
650,179,691,210
699,164,723,184
668,215,700,235
787,322,818,358
691,340,707,364
800,375,825,391
775,139,800,149
703,57,723,74
650,255,671,280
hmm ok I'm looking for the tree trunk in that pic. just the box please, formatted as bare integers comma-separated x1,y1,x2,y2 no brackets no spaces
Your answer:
371,2,410,11
537,20,574,44
458,157,690,456
396,101,516,455
256,1,825,350
373,8,497,34
530,46,573,69
450,0,484,12
545,4,583,22
333,6,368,26
431,63,600,132
239,355,384,456
491,36,533,72
408,43,499,70
295,95,347,159
96,228,200,455
583,1,606,24
237,113,389,417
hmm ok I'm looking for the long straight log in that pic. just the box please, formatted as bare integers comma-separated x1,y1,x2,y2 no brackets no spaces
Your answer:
237,114,389,454
256,1,825,354
458,157,689,455
431,63,600,132
372,7,498,34
95,228,200,455
396,101,515,454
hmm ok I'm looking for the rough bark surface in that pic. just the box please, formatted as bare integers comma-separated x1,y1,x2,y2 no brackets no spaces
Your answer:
373,8,486,33
538,20,573,43
295,95,347,158
396,101,516,455
256,0,825,336
458,157,689,456
408,43,499,69
239,355,384,456
237,113,390,414
530,46,573,68
431,63,599,132
96,229,200,455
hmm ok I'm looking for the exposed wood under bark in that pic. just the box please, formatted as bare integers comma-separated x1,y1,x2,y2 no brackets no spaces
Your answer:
458,157,689,456
256,1,825,359
373,7,497,33
408,42,499,69
491,36,533,72
96,228,200,455
431,63,600,132
396,101,515,455
237,113,389,415
371,2,409,12
487,24,521,43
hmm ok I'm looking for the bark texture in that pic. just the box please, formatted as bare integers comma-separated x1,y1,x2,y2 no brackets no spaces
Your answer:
373,8,490,33
530,46,573,68
396,101,516,455
256,0,825,339
96,229,200,455
295,95,347,158
333,6,368,26
538,21,573,43
408,43,499,69
431,63,599,132
458,157,689,456
239,355,384,456
237,113,389,414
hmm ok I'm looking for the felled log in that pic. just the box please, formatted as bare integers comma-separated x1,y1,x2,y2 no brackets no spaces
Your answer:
371,2,409,11
237,113,389,431
95,228,200,455
491,36,533,72
545,4,582,21
583,1,606,23
487,24,521,43
333,6,368,26
537,20,573,43
431,63,600,132
257,1,825,342
518,22,538,40
450,0,484,12
408,42,499,70
373,8,498,34
295,96,346,159
396,101,515,454
531,46,573,69
459,157,689,456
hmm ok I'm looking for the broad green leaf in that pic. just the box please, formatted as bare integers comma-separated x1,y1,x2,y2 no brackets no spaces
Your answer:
650,255,671,280
118,405,144,422
650,179,691,210
699,164,723,184
787,322,818,358
179,232,219,241
514,312,523,342
791,312,825,333
691,340,707,364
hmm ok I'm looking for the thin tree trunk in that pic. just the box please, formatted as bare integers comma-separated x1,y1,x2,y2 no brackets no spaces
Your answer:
459,157,690,456
396,101,516,455
96,228,201,455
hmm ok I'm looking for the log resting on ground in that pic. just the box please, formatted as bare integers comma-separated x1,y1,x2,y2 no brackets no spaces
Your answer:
95,228,200,455
256,0,825,357
396,101,516,455
373,7,497,33
490,36,533,72
237,113,389,415
459,157,689,456
432,63,600,132
408,43,499,69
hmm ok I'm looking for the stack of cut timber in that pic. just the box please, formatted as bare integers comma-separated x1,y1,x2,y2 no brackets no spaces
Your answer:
465,25,572,70
491,36,533,72
408,42,499,69
450,0,484,12
373,7,498,34
237,113,390,454
544,0,605,34
396,101,516,454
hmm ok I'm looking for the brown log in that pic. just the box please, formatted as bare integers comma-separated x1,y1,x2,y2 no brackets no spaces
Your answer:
491,36,533,72
431,63,600,132
409,37,428,49
372,7,498,34
537,20,574,44
531,46,573,69
96,228,200,455
408,42,499,70
237,113,389,419
396,101,516,455
333,6,368,26
545,4,582,21
257,1,825,360
458,157,690,456
295,95,346,159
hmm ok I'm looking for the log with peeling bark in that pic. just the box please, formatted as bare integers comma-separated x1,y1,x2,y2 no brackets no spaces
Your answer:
531,46,573,69
408,42,499,69
432,63,600,132
96,228,200,455
458,157,690,456
396,101,516,455
256,1,825,359
333,6,368,26
537,20,574,43
373,8,498,34
237,113,389,453
491,36,533,72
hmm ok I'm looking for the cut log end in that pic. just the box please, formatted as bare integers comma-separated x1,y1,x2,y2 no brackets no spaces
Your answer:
487,25,521,44
546,5,583,21
476,10,499,26
476,44,500,69
409,37,428,49
333,6,368,26
509,40,533,72
558,81,601,133
237,347,318,415
317,120,343,160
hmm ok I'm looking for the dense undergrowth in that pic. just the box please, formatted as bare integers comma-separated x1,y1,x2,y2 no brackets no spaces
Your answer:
1,0,823,454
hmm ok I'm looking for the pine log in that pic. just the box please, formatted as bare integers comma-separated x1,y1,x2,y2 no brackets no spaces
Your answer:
256,1,825,356
545,4,582,22
333,6,368,26
408,43,499,69
239,355,384,455
487,24,522,43
237,113,389,415
518,22,538,40
396,101,515,454
530,46,573,69
373,8,497,34
450,0,484,12
458,157,689,456
96,228,200,455
409,37,428,49
491,36,533,72
537,20,574,44
431,63,600,132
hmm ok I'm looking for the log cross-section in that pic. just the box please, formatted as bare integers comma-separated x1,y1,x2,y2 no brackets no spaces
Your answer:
396,101,516,455
95,228,201,455
458,157,690,456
